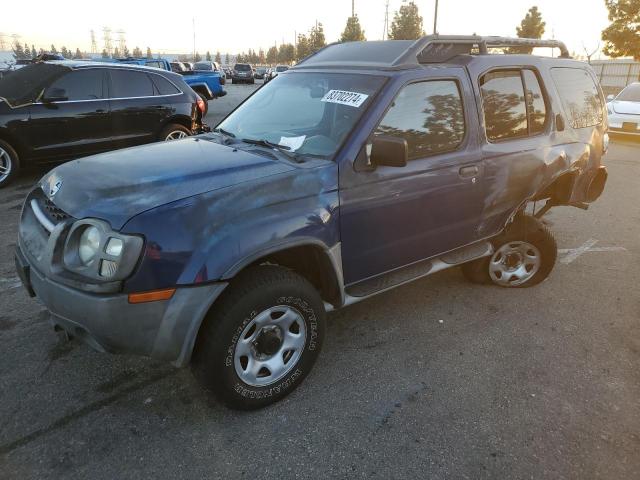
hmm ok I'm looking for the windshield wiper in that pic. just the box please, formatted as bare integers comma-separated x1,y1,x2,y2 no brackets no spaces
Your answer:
213,127,236,138
241,138,304,163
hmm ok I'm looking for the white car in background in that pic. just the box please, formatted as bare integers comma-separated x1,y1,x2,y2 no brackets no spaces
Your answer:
607,82,640,136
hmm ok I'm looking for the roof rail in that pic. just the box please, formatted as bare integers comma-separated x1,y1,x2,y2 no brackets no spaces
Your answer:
392,35,571,67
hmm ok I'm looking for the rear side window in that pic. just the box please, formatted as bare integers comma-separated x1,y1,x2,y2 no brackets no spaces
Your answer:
480,69,548,141
45,69,105,101
110,70,155,98
146,61,165,69
375,80,465,160
151,75,180,95
551,67,603,129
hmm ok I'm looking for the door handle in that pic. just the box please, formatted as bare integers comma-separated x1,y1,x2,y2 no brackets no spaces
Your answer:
459,165,479,178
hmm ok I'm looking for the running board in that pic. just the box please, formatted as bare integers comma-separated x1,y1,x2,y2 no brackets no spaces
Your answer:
344,240,493,302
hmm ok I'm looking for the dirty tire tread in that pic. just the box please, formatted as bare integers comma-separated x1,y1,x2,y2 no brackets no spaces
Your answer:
192,265,326,410
461,215,557,288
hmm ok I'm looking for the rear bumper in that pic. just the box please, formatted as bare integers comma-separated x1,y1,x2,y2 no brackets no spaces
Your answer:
15,246,227,367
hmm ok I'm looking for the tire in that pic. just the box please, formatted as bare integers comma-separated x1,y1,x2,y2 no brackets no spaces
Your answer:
250,79,255,84
461,215,557,288
160,123,191,142
0,139,20,188
197,93,209,117
192,265,326,410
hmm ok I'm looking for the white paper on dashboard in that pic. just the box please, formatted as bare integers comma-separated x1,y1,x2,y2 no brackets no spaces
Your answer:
279,135,306,151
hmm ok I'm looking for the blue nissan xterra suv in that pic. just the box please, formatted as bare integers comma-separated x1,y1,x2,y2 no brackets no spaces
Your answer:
16,36,608,409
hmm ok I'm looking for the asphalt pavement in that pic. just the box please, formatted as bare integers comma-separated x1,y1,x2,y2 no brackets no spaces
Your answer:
0,84,639,479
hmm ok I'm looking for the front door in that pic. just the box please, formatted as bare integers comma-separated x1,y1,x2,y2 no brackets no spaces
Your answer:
340,75,485,285
27,68,111,161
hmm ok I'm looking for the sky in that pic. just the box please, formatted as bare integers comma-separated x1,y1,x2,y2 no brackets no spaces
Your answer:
0,0,610,58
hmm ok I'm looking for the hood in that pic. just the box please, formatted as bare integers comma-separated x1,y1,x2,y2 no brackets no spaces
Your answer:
43,138,296,229
612,100,640,115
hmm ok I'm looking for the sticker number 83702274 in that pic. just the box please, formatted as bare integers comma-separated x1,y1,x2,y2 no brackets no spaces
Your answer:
321,90,369,108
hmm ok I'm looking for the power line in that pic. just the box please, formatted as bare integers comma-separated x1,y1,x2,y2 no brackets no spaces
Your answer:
383,0,390,40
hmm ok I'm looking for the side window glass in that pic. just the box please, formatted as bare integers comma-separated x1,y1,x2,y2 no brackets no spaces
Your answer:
480,70,527,141
110,70,155,98
45,69,104,101
375,80,465,160
523,70,547,135
551,67,603,129
151,75,180,95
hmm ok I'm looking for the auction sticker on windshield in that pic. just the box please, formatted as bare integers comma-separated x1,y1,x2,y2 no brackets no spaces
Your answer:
321,90,369,108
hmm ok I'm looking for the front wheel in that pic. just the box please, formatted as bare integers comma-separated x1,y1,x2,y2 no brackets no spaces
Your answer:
462,215,557,288
192,266,326,409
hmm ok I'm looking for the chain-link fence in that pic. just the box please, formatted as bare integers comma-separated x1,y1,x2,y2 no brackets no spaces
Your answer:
591,60,640,97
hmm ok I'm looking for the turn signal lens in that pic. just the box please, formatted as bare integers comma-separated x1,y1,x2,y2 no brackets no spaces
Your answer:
128,288,176,304
99,259,118,278
105,238,124,257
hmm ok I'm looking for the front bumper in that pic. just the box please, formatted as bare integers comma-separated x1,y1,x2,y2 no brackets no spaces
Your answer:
15,246,227,367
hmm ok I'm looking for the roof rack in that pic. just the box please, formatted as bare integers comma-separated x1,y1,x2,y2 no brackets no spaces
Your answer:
394,35,570,67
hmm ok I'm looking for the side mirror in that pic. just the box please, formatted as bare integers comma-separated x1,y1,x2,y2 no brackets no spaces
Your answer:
42,87,68,103
555,113,565,132
606,94,615,102
369,135,408,168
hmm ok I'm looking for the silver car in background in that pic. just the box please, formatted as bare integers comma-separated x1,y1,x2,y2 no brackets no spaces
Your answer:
607,82,640,136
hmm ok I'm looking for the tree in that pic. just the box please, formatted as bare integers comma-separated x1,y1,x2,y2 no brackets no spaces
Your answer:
510,6,546,54
113,46,120,58
389,1,424,40
309,22,326,53
341,15,366,42
296,34,311,61
74,48,83,59
24,43,30,58
258,48,265,64
146,47,152,59
206,51,211,61
50,44,58,54
101,49,109,58
60,46,69,58
31,45,37,58
225,52,230,64
602,0,640,59
215,51,222,63
266,46,278,64
132,46,142,57
194,51,202,62
12,41,26,60
277,43,295,64
123,46,130,58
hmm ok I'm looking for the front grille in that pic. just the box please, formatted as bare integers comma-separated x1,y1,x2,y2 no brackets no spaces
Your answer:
41,197,71,224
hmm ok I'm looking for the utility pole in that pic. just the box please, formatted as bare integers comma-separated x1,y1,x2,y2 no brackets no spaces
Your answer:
433,0,439,34
352,0,355,17
90,29,97,54
383,0,389,40
192,17,196,61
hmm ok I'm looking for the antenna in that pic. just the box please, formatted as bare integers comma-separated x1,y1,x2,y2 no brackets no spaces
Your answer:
90,29,97,54
383,0,390,40
192,17,196,61
103,27,112,56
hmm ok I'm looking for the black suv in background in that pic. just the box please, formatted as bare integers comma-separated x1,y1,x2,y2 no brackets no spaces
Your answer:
0,61,207,187
232,63,254,84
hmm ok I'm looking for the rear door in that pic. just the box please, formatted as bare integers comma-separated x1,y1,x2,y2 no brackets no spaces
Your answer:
108,69,178,148
27,68,111,161
339,70,485,285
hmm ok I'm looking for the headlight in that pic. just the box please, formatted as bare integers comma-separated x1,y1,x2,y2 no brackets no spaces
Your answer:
63,219,144,282
78,226,101,266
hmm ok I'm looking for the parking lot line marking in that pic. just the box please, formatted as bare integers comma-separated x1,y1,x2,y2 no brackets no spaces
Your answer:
559,239,627,265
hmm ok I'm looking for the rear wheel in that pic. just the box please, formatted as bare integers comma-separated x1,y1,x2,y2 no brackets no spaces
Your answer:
462,215,557,288
192,265,326,410
160,123,190,142
0,139,19,188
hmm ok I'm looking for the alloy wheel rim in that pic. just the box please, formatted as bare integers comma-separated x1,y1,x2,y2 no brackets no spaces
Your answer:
165,131,188,141
489,241,541,286
0,146,12,183
234,305,307,387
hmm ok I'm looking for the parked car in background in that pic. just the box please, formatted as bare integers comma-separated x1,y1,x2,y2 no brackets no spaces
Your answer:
14,36,608,410
223,67,232,79
177,67,227,116
0,61,207,187
606,82,640,136
232,63,254,84
193,61,226,84
117,57,172,71
254,67,267,79
264,64,289,83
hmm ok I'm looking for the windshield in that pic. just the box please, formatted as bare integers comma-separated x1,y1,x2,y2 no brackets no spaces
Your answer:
276,66,289,72
0,63,70,108
235,64,251,71
217,72,386,159
616,83,640,102
194,62,212,71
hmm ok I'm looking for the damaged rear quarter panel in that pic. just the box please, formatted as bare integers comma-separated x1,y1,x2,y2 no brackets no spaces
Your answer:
120,160,339,292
